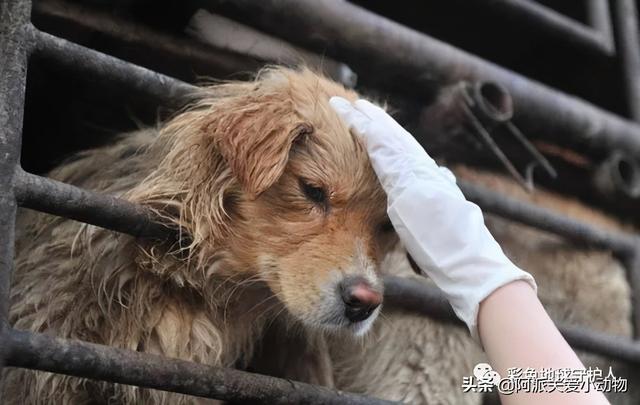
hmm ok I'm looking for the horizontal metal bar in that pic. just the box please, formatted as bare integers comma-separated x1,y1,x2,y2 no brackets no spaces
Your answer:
31,27,196,107
5,328,395,404
470,0,613,57
204,0,640,158
383,276,640,365
459,181,640,255
13,169,172,240
32,0,260,83
34,0,356,87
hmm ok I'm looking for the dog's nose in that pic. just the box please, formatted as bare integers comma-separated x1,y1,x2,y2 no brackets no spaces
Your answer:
340,277,382,323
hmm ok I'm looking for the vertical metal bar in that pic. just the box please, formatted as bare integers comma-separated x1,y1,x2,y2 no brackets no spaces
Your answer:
624,249,640,339
0,0,31,384
586,0,614,50
612,0,640,121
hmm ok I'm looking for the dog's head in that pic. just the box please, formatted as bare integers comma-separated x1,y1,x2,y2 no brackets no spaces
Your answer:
145,68,396,335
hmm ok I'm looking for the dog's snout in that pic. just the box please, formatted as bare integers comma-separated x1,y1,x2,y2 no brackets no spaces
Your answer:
340,277,382,323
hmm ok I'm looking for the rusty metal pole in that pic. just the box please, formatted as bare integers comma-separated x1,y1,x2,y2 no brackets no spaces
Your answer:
612,0,640,121
0,0,31,396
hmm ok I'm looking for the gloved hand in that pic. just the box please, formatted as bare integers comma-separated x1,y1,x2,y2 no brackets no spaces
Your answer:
329,96,537,341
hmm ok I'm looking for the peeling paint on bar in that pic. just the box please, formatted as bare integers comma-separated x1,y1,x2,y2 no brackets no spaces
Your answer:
6,329,397,404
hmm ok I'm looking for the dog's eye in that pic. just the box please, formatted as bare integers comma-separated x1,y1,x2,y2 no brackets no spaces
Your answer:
379,219,394,233
300,179,327,204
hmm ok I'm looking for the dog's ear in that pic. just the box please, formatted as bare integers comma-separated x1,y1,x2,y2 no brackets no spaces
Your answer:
205,97,312,199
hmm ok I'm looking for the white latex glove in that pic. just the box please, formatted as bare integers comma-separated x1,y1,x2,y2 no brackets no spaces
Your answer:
329,96,537,341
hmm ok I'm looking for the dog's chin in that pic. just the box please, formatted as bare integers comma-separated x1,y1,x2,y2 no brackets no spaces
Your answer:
299,305,381,337
347,306,381,337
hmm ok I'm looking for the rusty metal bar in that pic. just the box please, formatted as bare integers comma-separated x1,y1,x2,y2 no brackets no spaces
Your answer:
0,0,31,392
32,0,260,83
612,0,640,121
383,276,640,365
14,169,172,240
469,0,614,57
458,181,639,256
32,27,196,107
204,0,640,158
5,328,395,404
34,0,357,87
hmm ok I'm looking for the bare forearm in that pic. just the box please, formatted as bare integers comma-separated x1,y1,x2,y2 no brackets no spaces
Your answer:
478,280,609,404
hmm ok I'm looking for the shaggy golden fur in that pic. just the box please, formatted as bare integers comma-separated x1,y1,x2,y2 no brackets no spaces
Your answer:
2,67,396,404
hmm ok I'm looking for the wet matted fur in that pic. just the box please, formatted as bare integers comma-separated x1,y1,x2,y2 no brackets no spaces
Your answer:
2,67,397,404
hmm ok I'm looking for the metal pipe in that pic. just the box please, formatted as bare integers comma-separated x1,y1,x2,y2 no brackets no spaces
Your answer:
32,0,261,84
31,28,196,108
5,329,396,404
0,0,31,388
458,181,640,256
203,0,640,158
33,0,356,87
14,169,173,241
612,0,640,121
419,81,513,139
383,276,640,365
592,152,640,199
186,9,357,87
586,0,614,49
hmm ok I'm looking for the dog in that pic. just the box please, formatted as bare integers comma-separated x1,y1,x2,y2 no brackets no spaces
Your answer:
2,67,398,404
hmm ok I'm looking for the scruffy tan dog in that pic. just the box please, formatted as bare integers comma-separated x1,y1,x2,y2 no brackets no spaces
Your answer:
2,68,398,404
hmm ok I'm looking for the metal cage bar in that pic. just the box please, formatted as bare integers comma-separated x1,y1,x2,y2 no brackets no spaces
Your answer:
14,169,171,240
612,0,640,121
32,29,195,107
5,329,394,405
587,0,615,50
383,276,640,364
0,1,31,393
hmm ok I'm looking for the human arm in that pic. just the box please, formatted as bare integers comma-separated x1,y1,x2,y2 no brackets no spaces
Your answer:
480,280,608,404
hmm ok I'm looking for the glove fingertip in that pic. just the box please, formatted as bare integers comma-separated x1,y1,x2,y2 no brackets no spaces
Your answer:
354,99,385,118
329,95,349,106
